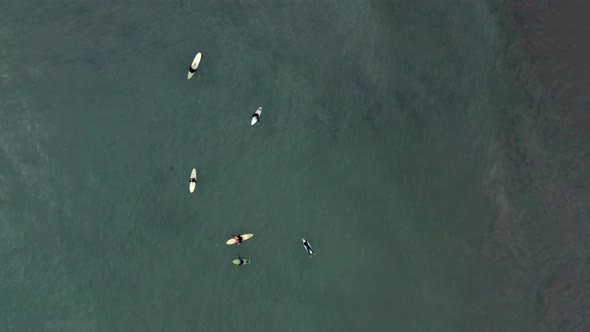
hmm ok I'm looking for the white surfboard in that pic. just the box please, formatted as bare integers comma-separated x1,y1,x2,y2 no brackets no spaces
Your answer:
189,168,197,193
187,52,202,79
251,107,262,126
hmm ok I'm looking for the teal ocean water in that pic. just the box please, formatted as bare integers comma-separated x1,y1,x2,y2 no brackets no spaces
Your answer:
0,1,551,331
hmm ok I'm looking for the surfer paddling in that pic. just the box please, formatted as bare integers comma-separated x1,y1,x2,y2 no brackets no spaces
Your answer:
225,233,252,246
188,168,198,193
251,107,262,126
233,256,251,266
232,235,243,245
302,238,315,256
187,52,202,79
188,66,197,76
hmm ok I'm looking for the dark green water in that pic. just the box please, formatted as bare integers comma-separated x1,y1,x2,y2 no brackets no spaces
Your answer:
0,1,540,331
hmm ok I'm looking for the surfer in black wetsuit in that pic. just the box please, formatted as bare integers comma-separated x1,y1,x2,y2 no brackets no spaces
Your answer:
233,235,243,245
237,257,245,265
189,177,197,183
302,238,315,256
251,107,262,125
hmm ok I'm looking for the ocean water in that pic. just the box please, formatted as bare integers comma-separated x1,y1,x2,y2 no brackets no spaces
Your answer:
0,1,540,331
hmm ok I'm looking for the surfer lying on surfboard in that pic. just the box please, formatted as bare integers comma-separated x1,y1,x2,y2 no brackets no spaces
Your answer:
189,177,196,183
302,238,315,256
232,235,243,245
251,107,262,126
234,256,249,266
